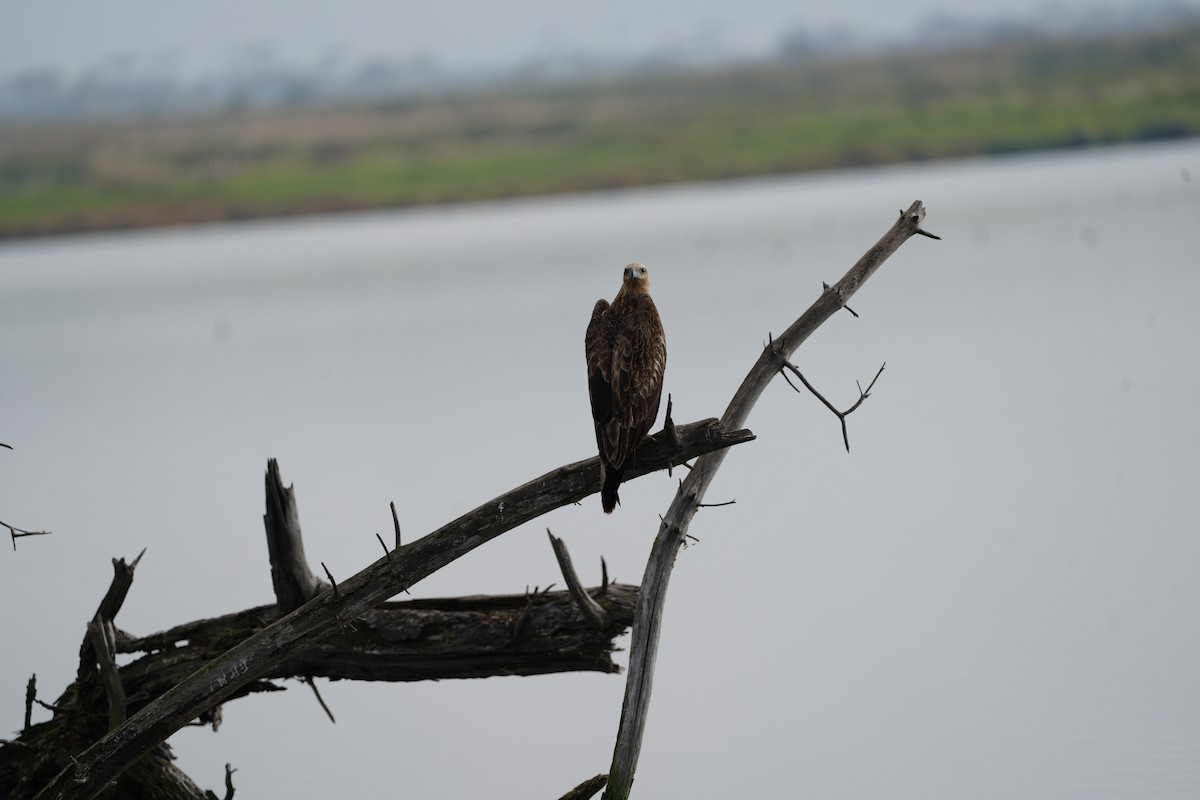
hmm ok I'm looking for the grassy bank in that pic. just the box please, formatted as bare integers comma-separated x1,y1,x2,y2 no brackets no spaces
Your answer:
2,25,1198,239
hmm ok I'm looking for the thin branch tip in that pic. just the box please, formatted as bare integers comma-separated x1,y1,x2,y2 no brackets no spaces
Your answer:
390,501,401,549
320,562,339,601
304,676,336,724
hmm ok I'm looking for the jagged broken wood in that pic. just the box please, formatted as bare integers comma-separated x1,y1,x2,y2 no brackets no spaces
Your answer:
33,417,753,800
603,201,940,799
263,459,327,611
116,583,639,703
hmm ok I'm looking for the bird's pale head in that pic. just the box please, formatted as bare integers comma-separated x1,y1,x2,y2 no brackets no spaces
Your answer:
622,262,651,294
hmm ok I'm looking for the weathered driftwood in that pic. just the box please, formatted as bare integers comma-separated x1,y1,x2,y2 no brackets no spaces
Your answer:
32,417,753,800
117,584,638,711
603,201,940,799
5,565,635,800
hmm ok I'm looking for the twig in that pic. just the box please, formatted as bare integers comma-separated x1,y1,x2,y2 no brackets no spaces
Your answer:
696,499,736,508
390,501,402,550
24,674,35,733
321,563,339,601
604,201,938,800
303,676,336,724
5,520,51,550
375,533,391,560
781,361,886,451
558,774,607,800
547,530,612,630
601,557,609,594
222,763,237,800
0,442,12,449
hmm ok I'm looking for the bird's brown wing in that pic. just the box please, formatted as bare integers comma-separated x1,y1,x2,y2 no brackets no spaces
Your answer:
585,299,614,451
625,295,666,457
600,295,666,470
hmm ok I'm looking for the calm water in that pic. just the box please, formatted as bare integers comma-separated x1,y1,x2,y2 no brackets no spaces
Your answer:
2,140,1198,798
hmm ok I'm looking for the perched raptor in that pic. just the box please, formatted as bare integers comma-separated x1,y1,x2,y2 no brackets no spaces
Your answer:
585,263,667,513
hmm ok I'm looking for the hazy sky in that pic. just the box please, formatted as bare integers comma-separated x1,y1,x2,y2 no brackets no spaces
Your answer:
1,0,1192,81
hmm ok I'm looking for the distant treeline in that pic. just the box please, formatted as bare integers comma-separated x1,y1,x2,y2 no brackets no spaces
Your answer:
1,24,1197,239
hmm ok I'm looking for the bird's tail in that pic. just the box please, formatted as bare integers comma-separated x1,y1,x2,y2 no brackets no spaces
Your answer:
600,462,623,514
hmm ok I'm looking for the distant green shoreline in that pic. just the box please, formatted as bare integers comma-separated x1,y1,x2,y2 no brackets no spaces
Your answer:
2,25,1198,241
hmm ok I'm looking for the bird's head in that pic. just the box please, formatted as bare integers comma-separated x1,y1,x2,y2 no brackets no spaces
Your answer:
622,262,651,294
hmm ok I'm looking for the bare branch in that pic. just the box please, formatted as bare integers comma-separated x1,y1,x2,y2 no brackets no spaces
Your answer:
87,617,126,731
547,530,612,630
33,420,752,800
782,361,886,451
605,201,938,799
5,520,51,550
24,674,35,733
303,676,336,724
390,501,402,550
558,774,607,800
222,763,237,800
375,533,391,560
321,563,340,601
77,552,145,688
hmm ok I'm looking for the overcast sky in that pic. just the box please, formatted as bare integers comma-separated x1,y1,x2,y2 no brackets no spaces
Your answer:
1,0,1194,81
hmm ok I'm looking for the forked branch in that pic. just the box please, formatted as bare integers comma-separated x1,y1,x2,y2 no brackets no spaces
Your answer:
5,520,51,550
781,361,886,451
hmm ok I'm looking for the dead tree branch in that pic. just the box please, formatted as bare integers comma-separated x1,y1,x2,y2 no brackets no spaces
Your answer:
604,201,939,799
86,618,126,731
222,763,236,800
3,442,52,550
780,361,886,451
5,520,51,550
559,774,608,800
303,677,335,724
111,582,639,714
263,459,326,611
24,675,35,734
547,530,612,630
34,418,752,800
391,501,402,550
77,552,145,694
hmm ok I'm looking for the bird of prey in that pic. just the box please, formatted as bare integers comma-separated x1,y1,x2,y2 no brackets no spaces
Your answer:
585,262,667,513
